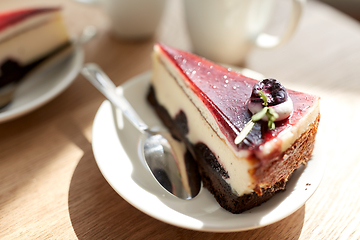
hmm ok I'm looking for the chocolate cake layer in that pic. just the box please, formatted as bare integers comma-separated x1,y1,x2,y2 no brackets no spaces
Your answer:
0,42,71,109
0,42,71,88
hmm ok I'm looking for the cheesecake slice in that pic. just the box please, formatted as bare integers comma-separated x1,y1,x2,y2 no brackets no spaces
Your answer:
0,7,70,108
148,43,320,213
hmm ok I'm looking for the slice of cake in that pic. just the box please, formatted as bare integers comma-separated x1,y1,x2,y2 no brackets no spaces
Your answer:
148,43,320,213
0,7,70,108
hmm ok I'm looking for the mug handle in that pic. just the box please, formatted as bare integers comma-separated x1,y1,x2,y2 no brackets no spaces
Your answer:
254,0,306,48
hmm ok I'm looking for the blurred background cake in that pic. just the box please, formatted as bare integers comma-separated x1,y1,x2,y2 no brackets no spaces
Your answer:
0,7,70,108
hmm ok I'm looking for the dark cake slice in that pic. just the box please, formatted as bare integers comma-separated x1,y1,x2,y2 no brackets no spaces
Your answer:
148,43,320,213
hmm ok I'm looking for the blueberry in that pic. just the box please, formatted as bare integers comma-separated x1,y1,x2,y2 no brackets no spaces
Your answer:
250,79,288,106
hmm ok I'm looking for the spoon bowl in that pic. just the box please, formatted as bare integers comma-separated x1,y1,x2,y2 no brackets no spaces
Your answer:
81,63,201,199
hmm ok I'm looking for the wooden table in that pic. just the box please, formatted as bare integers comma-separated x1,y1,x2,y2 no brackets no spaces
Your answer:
1,0,360,239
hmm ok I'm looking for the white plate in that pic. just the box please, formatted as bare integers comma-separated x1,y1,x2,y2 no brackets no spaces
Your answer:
92,71,324,232
0,46,84,123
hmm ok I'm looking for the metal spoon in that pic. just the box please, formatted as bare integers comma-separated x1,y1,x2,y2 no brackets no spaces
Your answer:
81,63,201,199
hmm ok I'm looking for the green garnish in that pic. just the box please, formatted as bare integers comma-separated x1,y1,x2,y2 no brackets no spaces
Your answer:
234,91,279,145
258,90,268,105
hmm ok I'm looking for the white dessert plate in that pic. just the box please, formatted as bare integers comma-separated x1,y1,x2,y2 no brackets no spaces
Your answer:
0,45,84,123
92,71,324,232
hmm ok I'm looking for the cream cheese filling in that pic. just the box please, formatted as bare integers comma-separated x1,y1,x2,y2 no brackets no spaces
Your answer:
151,45,320,196
152,48,254,196
0,12,69,66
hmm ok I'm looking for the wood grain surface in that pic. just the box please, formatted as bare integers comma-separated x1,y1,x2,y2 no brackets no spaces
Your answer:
1,0,360,239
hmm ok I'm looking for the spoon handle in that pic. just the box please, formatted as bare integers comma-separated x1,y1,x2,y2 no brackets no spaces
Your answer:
81,63,149,133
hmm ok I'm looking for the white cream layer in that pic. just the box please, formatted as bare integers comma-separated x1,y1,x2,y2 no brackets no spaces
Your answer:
152,45,320,196
0,11,69,66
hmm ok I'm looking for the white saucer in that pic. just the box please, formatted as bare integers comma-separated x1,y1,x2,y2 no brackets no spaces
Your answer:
0,46,84,123
92,71,324,232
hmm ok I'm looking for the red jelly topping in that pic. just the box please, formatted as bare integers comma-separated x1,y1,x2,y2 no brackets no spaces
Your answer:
0,7,60,32
158,44,319,151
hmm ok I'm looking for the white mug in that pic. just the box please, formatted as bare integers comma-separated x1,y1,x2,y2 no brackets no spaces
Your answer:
76,0,167,40
183,0,306,65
